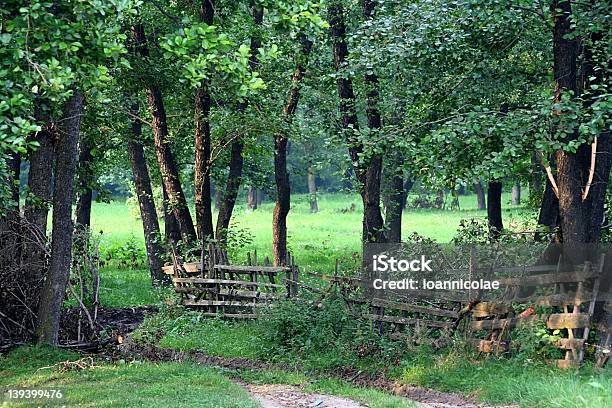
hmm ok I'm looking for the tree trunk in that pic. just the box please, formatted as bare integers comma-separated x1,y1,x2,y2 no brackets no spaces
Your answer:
307,166,318,213
23,118,55,281
256,189,264,206
162,184,181,244
132,24,196,243
329,1,386,249
386,174,408,243
128,102,166,285
487,181,503,238
402,179,413,209
216,141,244,240
75,140,93,229
511,182,521,206
194,87,214,241
215,2,263,242
473,181,486,210
247,186,257,210
272,35,312,266
194,0,215,242
36,90,84,345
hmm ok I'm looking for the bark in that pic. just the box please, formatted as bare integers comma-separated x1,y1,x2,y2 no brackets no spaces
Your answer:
215,2,263,242
75,140,93,229
307,166,318,213
132,24,196,243
162,184,182,244
511,182,521,206
194,0,215,242
247,186,257,210
22,112,55,282
128,102,166,285
487,181,503,238
473,181,486,210
215,141,244,240
36,90,84,345
256,189,264,206
194,87,214,240
329,1,386,248
272,35,313,266
386,174,408,243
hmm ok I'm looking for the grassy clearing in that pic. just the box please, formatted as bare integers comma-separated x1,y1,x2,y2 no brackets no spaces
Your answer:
93,192,529,307
0,346,257,408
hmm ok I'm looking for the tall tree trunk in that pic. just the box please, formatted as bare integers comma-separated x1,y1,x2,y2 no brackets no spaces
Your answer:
386,174,407,243
75,140,93,229
216,2,263,242
23,117,55,281
162,184,181,244
273,35,313,266
36,90,84,345
128,102,166,285
487,181,503,238
473,181,486,210
329,1,386,251
511,182,521,206
247,186,257,210
132,24,196,243
194,0,215,242
256,189,264,206
307,166,318,213
216,142,244,240
551,0,587,246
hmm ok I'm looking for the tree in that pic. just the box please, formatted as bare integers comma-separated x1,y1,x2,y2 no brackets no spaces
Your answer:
328,1,386,252
36,90,84,345
132,23,197,244
194,0,215,241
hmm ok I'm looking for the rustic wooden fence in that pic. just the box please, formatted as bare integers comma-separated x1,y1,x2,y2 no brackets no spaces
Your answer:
163,245,298,318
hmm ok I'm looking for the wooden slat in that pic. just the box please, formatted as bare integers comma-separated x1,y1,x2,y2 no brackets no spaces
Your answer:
471,302,513,318
511,292,597,307
174,287,277,300
547,313,590,330
182,300,270,307
470,315,545,330
498,270,599,287
215,265,289,274
555,338,585,350
372,298,459,318
363,314,454,329
199,312,259,319
172,278,284,288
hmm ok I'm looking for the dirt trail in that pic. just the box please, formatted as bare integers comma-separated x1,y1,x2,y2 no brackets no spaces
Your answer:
242,383,365,408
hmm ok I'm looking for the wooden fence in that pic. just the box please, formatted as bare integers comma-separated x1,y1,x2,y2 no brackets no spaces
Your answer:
163,246,298,318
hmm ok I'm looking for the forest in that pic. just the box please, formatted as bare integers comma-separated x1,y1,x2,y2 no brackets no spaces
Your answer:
0,0,610,407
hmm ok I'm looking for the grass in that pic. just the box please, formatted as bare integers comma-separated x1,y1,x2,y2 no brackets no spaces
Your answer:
92,191,530,307
0,346,258,407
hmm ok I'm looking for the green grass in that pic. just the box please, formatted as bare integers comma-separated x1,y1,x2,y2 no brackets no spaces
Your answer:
399,351,611,408
0,346,257,407
92,192,530,307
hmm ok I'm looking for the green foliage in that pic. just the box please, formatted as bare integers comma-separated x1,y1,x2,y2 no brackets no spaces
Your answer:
101,235,147,269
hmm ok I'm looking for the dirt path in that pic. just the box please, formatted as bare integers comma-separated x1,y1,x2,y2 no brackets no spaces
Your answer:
242,383,366,408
